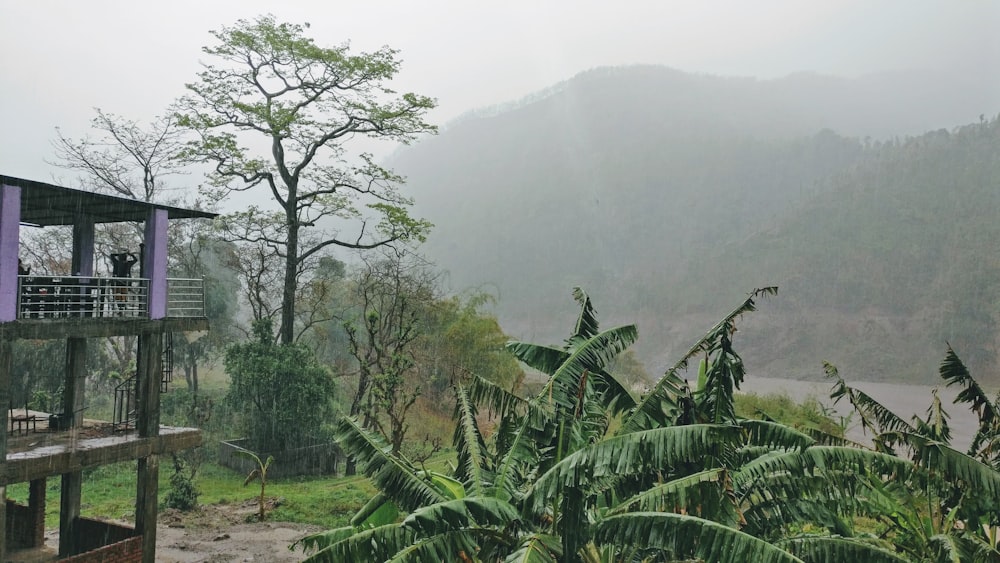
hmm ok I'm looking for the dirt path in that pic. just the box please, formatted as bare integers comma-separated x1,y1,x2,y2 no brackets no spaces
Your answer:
154,501,324,563
155,521,321,562
42,502,325,562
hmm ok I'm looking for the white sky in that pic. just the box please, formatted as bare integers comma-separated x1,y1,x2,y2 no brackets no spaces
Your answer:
2,0,998,184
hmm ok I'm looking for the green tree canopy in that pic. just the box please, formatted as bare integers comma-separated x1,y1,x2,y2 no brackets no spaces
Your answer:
224,318,335,452
176,15,436,344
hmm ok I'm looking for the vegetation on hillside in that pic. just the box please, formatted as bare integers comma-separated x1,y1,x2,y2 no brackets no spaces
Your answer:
21,15,1000,562
294,288,1000,562
392,66,1000,383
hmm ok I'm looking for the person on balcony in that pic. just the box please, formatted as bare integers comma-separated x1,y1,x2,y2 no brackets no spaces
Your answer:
110,252,138,278
108,251,139,313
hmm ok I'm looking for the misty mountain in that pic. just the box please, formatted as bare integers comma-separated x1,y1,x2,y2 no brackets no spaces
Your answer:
391,65,1000,383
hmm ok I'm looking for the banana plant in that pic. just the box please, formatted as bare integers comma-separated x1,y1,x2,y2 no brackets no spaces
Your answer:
238,449,275,522
826,351,1000,561
299,287,987,562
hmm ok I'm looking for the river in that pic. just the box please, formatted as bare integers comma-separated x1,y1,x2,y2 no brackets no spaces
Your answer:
742,376,981,450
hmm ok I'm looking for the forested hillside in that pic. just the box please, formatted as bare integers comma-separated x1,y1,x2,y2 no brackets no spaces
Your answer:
707,119,1000,382
392,65,1000,383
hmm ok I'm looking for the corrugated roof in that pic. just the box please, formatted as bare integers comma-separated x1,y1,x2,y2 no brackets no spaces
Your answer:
0,175,217,226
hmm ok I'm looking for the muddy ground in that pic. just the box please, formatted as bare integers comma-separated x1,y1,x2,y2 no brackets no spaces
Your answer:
43,499,324,563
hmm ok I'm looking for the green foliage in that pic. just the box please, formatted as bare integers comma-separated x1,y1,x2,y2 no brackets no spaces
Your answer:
170,234,241,391
9,339,67,408
397,66,1000,383
224,318,335,452
826,352,1000,561
735,392,844,437
164,456,199,511
239,449,275,522
176,14,437,344
417,292,524,402
302,287,1000,562
303,289,797,561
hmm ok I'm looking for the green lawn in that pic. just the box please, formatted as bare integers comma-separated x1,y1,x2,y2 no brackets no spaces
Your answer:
5,452,455,530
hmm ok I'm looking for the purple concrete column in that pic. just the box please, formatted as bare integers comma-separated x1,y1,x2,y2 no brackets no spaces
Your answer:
143,208,168,319
0,184,21,322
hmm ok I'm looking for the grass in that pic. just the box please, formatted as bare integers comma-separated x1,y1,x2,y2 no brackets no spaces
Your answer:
5,451,456,531
5,371,462,532
735,391,845,437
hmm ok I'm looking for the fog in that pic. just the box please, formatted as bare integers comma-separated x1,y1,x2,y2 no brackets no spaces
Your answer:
1,1,998,183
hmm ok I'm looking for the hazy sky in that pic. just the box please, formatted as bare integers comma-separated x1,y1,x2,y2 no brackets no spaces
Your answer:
2,1,998,184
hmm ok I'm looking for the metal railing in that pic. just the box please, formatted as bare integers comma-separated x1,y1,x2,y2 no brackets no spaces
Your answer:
15,276,207,320
17,275,148,319
113,373,137,432
166,277,206,318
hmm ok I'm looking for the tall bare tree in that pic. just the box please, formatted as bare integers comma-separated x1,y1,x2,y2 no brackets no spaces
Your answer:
51,109,186,202
49,109,236,392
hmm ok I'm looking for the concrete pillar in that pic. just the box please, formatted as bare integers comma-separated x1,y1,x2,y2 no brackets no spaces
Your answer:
136,454,159,563
61,330,86,556
59,471,82,557
71,216,95,276
135,331,162,562
29,477,46,547
71,218,97,319
63,337,86,429
0,184,22,322
136,332,162,438
143,209,168,319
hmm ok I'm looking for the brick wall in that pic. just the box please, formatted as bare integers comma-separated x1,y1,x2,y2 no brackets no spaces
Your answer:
73,517,136,552
58,518,142,563
4,499,35,549
59,536,142,563
5,478,46,549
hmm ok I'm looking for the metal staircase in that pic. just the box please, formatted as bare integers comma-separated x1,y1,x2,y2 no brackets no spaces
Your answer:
112,333,174,431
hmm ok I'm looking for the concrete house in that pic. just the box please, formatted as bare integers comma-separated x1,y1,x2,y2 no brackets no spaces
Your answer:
0,175,215,562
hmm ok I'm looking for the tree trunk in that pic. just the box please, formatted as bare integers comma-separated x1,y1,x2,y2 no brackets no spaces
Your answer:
279,190,299,344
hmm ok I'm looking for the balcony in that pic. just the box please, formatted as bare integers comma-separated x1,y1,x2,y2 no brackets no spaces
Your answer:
15,275,205,320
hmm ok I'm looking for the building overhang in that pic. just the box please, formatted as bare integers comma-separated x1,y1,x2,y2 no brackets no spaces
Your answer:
0,175,217,226
3,426,202,485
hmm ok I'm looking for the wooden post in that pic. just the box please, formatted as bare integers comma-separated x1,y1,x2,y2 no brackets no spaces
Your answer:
135,331,162,563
